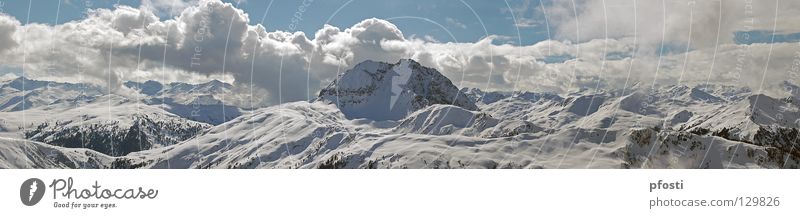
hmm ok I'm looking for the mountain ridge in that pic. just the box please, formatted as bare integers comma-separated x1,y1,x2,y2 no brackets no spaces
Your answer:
0,60,798,168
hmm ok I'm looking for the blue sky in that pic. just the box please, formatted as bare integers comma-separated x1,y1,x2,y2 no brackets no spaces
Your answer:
0,0,552,45
3,0,795,46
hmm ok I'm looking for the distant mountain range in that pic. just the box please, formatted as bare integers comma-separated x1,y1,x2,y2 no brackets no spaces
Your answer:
1,59,798,168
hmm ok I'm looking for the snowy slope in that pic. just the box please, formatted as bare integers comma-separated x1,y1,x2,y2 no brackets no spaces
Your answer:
145,97,243,125
621,128,799,169
680,94,799,143
391,104,541,138
0,137,111,169
114,101,796,169
113,101,557,169
1,60,798,169
110,79,798,169
0,95,211,156
114,101,356,169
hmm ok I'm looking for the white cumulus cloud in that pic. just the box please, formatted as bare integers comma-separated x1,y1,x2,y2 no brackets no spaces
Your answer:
0,0,797,106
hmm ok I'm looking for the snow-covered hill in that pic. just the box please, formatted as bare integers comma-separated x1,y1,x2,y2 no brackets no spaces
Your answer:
0,137,111,169
391,104,541,138
0,59,798,168
124,80,250,124
113,101,797,169
0,76,104,112
0,94,211,156
0,76,248,125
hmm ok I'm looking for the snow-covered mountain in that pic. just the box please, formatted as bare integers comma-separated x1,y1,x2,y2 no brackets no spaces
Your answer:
317,59,477,121
0,95,211,156
0,77,216,156
0,76,249,125
0,76,104,112
124,79,246,106
0,59,798,168
124,79,253,125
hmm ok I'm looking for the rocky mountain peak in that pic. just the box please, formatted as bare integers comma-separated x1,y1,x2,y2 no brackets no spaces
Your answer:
317,59,477,120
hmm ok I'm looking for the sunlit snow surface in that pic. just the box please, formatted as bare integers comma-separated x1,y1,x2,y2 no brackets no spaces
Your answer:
0,60,798,169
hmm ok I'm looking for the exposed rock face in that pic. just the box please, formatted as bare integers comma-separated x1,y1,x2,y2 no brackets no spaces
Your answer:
317,59,477,121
